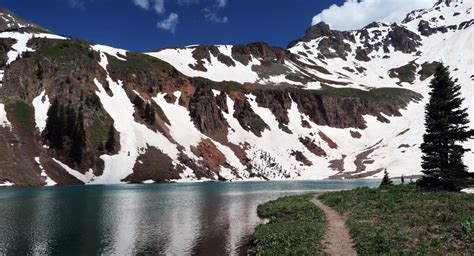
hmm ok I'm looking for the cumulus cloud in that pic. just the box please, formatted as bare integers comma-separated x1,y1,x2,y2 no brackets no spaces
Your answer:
133,0,165,14
157,12,179,33
203,0,229,23
153,0,165,14
133,0,150,9
205,12,229,23
312,0,437,31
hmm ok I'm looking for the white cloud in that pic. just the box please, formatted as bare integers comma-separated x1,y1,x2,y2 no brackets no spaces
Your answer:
312,0,437,31
157,12,179,33
153,0,165,14
216,0,227,8
203,0,229,23
205,12,228,23
133,0,150,9
133,0,165,14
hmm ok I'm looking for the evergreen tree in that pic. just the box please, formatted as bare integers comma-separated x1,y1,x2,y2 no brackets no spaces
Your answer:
44,98,59,144
105,124,115,153
97,142,105,152
418,64,474,191
132,95,144,110
65,104,76,138
144,102,155,124
380,169,393,187
70,108,86,165
148,104,155,124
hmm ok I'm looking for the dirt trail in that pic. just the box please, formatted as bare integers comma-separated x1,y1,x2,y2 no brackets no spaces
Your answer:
312,195,357,256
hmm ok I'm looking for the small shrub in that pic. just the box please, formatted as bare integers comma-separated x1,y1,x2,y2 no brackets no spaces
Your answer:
461,218,474,241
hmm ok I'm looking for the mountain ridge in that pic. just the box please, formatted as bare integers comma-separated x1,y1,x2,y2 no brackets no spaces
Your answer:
0,0,472,186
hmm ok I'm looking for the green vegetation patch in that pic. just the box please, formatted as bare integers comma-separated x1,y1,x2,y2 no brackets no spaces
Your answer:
192,77,418,103
108,52,179,74
7,102,34,126
249,194,327,256
27,38,96,66
319,185,474,255
86,119,109,148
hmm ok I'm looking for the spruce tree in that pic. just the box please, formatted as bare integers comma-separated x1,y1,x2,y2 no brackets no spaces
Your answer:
70,108,86,165
143,102,155,124
418,64,474,191
380,169,393,187
65,104,76,138
105,124,115,153
56,104,66,150
44,98,59,144
148,104,155,124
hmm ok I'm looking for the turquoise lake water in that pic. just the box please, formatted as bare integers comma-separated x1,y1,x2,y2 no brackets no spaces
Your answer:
0,180,381,255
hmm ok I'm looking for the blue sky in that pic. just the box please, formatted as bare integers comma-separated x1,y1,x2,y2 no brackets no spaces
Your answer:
1,0,436,52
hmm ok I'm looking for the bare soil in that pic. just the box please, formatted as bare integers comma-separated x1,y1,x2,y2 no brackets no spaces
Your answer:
312,195,357,256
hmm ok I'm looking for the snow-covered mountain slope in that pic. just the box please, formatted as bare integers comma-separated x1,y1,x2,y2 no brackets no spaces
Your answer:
147,0,473,177
0,0,472,186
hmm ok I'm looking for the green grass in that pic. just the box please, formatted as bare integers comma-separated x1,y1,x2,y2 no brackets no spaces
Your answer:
108,52,179,75
249,194,327,256
319,185,474,255
7,102,34,126
27,38,96,66
86,119,108,148
192,77,418,103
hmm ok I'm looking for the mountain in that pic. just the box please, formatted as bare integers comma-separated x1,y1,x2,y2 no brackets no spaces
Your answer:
0,8,45,32
0,0,472,186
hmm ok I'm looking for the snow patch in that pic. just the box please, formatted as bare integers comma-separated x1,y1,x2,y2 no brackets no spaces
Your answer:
0,103,12,129
32,90,50,132
0,181,14,187
0,32,66,65
53,158,94,183
92,44,127,61
0,70,4,88
461,188,474,194
34,157,56,186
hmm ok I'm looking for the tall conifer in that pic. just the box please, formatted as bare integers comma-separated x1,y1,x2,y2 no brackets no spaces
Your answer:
418,64,474,191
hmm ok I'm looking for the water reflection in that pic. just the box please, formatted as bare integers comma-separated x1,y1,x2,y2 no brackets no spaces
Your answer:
0,180,379,255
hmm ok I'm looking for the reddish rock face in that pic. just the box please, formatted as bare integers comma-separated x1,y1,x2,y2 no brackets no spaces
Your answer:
299,137,327,157
350,130,362,139
188,86,229,137
124,147,181,183
232,97,269,137
191,138,228,173
318,131,338,149
291,150,312,166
